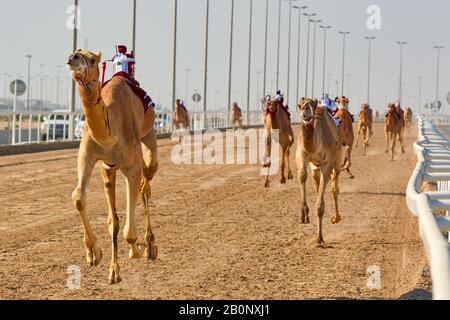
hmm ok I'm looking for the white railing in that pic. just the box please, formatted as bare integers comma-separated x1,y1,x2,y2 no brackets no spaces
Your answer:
0,110,299,146
406,117,450,300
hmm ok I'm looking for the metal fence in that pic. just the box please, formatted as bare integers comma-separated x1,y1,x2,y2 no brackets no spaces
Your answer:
406,117,450,300
0,110,299,145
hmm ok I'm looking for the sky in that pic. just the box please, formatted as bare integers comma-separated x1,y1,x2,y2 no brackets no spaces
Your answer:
0,0,449,114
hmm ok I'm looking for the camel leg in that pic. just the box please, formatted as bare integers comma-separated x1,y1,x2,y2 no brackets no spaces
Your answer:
343,145,355,179
123,164,144,259
399,130,406,154
363,129,368,156
297,154,310,224
280,145,287,184
72,152,102,267
141,133,159,261
390,133,396,161
385,131,390,153
312,166,320,194
263,129,272,168
316,167,331,246
286,148,293,180
100,165,121,284
331,169,341,224
355,125,361,147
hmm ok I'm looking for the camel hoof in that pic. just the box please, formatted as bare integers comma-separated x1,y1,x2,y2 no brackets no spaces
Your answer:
87,247,102,267
349,175,355,180
108,269,121,284
288,172,294,180
331,214,342,224
262,163,271,168
264,180,270,188
402,149,406,154
384,150,389,154
280,177,287,184
316,239,326,247
300,217,310,224
144,243,158,261
129,247,143,259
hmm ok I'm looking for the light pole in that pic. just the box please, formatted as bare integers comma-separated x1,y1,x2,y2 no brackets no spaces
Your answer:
364,36,375,105
434,46,444,109
303,12,316,97
172,0,178,120
227,0,235,112
339,31,350,97
418,76,423,115
246,0,253,123
396,41,407,104
285,0,298,107
276,0,282,90
56,65,61,106
39,64,44,111
26,54,32,111
203,0,210,126
293,5,307,103
319,25,331,97
69,0,79,140
132,0,137,55
346,74,352,99
185,69,191,104
310,18,321,98
262,0,269,98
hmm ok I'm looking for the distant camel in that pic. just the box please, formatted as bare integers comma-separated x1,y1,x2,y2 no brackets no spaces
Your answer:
262,96,294,187
334,97,355,179
404,107,413,133
230,102,243,131
384,103,405,160
174,99,189,142
296,98,344,246
355,103,373,156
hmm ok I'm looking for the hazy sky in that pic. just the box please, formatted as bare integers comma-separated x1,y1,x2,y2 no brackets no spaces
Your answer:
1,0,449,113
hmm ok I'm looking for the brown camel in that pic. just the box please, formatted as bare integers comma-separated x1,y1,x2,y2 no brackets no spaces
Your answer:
66,50,158,284
174,99,189,131
334,97,355,179
230,102,243,131
296,98,343,246
384,103,405,160
355,103,373,156
404,107,413,133
262,96,294,187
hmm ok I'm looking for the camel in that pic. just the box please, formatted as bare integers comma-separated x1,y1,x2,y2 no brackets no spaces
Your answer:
174,99,189,142
66,50,158,284
296,98,343,246
262,96,294,187
174,99,189,131
334,97,355,179
384,103,405,160
404,107,413,133
355,103,373,156
230,102,243,131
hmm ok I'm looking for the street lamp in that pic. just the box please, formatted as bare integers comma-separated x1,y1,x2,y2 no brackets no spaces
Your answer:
227,0,235,112
293,5,307,103
185,69,191,104
418,75,423,115
203,0,210,126
56,65,62,106
338,31,350,97
285,0,298,107
319,25,331,97
172,0,178,119
26,54,32,111
69,0,79,140
434,46,444,109
310,18,322,98
364,36,376,105
396,41,407,103
276,0,282,90
132,0,137,55
262,0,269,98
246,0,253,124
303,12,316,97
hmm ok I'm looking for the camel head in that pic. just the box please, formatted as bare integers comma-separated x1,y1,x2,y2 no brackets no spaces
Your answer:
66,49,102,86
337,96,349,109
298,98,317,124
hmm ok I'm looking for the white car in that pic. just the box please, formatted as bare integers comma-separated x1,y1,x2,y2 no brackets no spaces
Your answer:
40,111,70,141
75,114,85,140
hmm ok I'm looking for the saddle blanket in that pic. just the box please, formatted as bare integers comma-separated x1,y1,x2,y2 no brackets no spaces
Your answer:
103,71,155,113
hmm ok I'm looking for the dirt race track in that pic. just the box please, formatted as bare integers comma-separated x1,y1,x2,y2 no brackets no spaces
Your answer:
0,123,431,299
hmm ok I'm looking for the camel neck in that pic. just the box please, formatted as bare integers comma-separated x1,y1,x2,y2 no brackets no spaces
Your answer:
78,83,111,142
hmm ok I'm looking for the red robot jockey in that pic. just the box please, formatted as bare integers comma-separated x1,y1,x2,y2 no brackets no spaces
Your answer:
102,45,155,111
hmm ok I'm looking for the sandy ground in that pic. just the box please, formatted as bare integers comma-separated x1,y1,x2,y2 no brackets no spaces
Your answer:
0,123,431,300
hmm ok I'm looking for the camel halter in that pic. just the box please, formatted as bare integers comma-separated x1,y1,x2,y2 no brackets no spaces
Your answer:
75,54,99,88
300,103,314,125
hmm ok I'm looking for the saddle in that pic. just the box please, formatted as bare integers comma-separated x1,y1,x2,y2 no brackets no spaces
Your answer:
103,71,154,113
